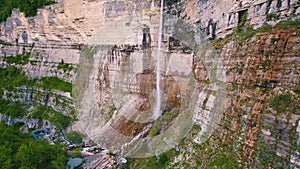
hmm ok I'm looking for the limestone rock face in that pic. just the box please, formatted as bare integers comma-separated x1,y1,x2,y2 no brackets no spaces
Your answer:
0,113,54,129
181,0,300,38
0,0,299,168
0,44,79,81
0,0,158,44
0,0,299,44
0,0,103,44
193,27,300,168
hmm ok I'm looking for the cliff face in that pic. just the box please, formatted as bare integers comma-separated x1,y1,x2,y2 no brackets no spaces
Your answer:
0,0,158,44
1,0,300,44
209,27,300,168
0,1,102,44
181,0,300,38
0,0,299,168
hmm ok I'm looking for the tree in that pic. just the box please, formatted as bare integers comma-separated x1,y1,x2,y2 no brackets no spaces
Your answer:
0,146,13,169
16,143,36,168
0,122,67,168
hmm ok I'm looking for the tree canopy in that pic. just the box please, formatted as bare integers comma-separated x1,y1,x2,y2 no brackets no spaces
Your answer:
0,122,67,168
0,0,55,22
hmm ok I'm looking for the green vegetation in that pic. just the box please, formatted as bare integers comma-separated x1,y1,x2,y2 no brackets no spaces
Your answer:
202,97,209,109
213,18,300,49
29,105,71,129
124,149,179,169
274,18,300,29
0,39,12,45
149,111,179,137
260,59,271,71
237,11,248,32
0,67,73,129
208,153,239,168
5,52,31,65
69,148,82,158
266,13,278,21
39,76,72,92
0,98,27,117
265,110,272,114
0,67,72,92
0,122,67,168
65,131,83,145
258,23,273,32
57,59,74,72
269,94,292,113
0,67,28,90
107,104,116,120
0,0,55,22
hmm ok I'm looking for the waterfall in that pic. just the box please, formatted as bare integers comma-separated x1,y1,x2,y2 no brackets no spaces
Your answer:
153,0,164,120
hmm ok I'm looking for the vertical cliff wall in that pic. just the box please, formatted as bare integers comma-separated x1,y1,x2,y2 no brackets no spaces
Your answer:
0,0,299,168
181,0,300,38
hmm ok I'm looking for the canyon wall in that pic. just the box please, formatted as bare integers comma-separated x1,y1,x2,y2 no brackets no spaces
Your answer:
1,0,300,44
182,0,300,38
0,0,299,168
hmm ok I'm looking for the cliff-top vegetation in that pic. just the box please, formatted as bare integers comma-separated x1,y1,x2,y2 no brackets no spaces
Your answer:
0,0,55,22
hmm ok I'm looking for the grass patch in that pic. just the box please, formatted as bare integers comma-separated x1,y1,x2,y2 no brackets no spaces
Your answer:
39,76,72,92
237,11,248,32
69,148,82,158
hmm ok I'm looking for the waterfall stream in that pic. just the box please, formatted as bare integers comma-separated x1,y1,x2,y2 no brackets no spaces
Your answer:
153,0,164,120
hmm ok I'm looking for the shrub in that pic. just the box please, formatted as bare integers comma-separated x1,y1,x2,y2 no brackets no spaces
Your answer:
57,59,74,72
65,131,83,145
6,52,31,65
237,11,248,31
266,13,278,21
274,18,300,29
